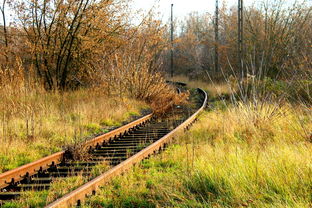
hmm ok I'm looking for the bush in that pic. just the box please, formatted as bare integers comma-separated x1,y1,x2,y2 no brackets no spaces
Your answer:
290,80,312,105
242,77,312,105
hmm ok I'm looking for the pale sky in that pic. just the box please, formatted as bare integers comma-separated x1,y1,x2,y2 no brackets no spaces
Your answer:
132,0,258,22
1,0,311,25
131,0,310,23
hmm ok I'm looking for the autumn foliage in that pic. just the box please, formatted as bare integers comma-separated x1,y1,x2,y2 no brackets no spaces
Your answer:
0,0,187,113
173,0,312,80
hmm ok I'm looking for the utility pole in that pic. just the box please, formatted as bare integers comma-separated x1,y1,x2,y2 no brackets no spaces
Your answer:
170,3,174,78
214,0,219,73
238,0,244,78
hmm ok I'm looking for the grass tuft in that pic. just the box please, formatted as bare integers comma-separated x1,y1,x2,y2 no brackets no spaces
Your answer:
82,101,311,208
0,88,148,173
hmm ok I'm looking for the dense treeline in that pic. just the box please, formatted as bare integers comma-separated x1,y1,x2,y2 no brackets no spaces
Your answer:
0,0,171,98
0,0,184,174
173,0,312,80
0,0,311,104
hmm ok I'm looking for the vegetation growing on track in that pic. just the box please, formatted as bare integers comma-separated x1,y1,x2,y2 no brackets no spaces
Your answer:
0,0,187,175
2,162,111,207
81,99,311,208
0,87,148,173
0,0,311,207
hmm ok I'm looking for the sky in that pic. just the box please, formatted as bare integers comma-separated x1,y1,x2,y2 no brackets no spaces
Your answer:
131,0,257,22
131,0,310,23
1,0,311,25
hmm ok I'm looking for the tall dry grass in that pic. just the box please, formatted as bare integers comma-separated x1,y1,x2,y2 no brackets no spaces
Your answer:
97,21,189,115
171,75,233,98
80,101,311,208
0,66,148,173
0,25,188,173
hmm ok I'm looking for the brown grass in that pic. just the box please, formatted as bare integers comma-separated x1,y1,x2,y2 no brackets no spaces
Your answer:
0,77,148,173
171,75,233,98
81,101,312,208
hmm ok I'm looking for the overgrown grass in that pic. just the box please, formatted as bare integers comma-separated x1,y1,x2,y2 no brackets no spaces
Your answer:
2,162,111,207
2,176,87,208
0,87,148,173
171,75,233,98
82,102,311,208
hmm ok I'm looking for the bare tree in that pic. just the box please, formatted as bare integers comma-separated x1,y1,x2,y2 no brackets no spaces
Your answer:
12,0,128,90
0,0,8,47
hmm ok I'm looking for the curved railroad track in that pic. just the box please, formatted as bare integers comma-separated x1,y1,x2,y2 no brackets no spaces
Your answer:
0,86,207,207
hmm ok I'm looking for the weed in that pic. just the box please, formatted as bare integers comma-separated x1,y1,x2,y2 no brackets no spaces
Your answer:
100,119,121,127
0,88,147,173
82,102,311,208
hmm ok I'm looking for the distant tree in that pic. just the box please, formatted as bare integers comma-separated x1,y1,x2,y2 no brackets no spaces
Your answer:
172,0,312,80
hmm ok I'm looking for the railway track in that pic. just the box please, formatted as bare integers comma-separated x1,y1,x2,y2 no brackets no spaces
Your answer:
0,87,207,207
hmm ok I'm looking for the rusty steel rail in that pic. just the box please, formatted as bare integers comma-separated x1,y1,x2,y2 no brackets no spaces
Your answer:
83,114,152,148
0,152,64,190
46,88,207,208
0,114,152,190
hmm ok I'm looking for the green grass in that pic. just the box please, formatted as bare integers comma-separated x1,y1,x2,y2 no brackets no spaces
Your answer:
100,118,122,127
3,161,111,207
2,176,85,208
2,81,310,207
82,103,311,208
0,89,148,173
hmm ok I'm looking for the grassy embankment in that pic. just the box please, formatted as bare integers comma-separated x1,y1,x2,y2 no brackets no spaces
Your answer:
79,79,311,208
2,78,311,207
0,87,148,173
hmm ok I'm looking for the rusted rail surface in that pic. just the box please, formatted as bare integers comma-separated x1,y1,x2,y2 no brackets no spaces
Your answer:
0,114,152,190
0,86,207,207
46,88,207,208
83,114,153,148
0,152,64,190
